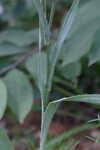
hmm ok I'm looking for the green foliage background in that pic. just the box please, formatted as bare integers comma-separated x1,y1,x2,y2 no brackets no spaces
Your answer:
0,0,100,150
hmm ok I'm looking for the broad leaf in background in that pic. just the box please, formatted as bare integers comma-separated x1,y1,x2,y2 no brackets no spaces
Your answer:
0,29,38,47
26,52,47,101
0,129,15,150
70,0,100,35
4,69,34,123
0,43,26,57
58,61,81,80
40,94,100,150
48,0,79,91
89,29,100,65
62,0,100,66
0,79,7,119
61,20,99,66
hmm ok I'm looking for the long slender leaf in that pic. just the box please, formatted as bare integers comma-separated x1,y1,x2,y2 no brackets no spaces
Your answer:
32,0,50,43
57,0,80,49
40,94,100,150
45,123,99,150
59,139,79,150
48,0,79,92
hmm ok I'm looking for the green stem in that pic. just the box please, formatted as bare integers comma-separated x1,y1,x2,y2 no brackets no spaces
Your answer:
39,1,45,150
49,1,55,28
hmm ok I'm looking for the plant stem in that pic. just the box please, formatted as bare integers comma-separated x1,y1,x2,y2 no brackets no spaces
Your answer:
44,0,47,19
49,0,57,28
38,1,45,150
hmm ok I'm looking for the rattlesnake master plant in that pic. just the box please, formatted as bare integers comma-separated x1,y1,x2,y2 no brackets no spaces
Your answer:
0,0,100,150
32,0,100,150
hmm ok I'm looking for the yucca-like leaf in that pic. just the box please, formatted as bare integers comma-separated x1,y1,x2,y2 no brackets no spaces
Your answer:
48,0,79,92
45,123,99,150
40,94,100,150
32,0,50,43
49,0,57,28
59,139,79,150
57,0,79,49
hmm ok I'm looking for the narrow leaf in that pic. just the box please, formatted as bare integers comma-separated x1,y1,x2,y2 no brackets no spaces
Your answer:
59,139,79,150
40,94,100,150
32,0,50,42
40,102,59,150
48,0,79,91
57,0,80,49
45,123,99,150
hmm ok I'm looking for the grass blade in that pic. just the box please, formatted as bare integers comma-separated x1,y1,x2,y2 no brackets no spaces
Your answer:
48,0,79,92
32,0,50,43
57,0,80,49
45,123,99,150
40,94,100,150
59,139,79,150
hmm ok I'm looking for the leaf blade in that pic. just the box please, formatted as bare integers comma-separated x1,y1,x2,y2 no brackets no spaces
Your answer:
48,0,79,91
0,79,7,119
4,69,34,123
40,94,100,150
